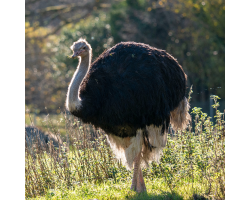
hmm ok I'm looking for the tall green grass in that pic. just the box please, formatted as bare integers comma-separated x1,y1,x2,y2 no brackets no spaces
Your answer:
25,95,224,199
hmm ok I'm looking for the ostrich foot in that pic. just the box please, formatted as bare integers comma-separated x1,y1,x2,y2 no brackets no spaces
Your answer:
130,152,147,193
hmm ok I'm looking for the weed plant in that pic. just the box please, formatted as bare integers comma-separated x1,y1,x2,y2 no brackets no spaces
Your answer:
25,94,225,199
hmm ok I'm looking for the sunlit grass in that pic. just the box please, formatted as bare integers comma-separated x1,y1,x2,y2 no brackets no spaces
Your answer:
27,177,215,200
27,178,205,200
25,112,67,136
25,95,224,200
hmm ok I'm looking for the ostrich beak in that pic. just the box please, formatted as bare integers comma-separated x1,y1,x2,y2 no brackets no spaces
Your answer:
71,50,85,59
71,53,77,59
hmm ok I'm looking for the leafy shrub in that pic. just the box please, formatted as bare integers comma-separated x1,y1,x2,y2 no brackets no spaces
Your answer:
25,95,224,199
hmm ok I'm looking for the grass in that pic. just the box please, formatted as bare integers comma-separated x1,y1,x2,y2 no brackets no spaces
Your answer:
25,112,67,136
32,178,187,200
27,177,213,200
25,94,225,200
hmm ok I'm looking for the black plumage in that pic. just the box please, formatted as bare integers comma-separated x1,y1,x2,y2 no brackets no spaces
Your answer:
71,41,187,138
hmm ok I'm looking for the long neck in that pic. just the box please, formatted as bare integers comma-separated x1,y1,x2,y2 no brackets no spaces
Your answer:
66,54,90,112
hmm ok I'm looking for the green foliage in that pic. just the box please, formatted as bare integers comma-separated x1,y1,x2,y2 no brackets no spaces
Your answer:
126,0,146,9
25,0,224,114
108,0,225,101
25,96,225,199
25,11,115,113
50,12,113,73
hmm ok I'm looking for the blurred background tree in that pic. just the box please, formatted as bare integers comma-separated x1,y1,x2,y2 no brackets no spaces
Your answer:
25,0,225,115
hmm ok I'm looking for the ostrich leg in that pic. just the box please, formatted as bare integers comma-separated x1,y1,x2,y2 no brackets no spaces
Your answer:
130,152,146,193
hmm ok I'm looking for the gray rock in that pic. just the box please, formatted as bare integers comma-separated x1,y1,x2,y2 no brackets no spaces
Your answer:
25,126,64,153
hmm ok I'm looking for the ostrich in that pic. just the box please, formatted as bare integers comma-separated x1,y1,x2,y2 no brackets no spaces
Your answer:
66,38,191,193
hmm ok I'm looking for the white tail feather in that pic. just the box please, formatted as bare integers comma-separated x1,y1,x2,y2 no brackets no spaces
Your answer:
170,97,191,131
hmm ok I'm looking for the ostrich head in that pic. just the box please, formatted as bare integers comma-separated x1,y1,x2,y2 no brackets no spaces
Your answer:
70,38,92,59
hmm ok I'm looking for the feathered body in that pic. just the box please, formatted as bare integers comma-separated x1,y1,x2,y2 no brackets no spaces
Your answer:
71,42,187,137
66,39,191,193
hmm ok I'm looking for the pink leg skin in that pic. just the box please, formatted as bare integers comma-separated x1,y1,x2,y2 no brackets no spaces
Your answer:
130,152,147,193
